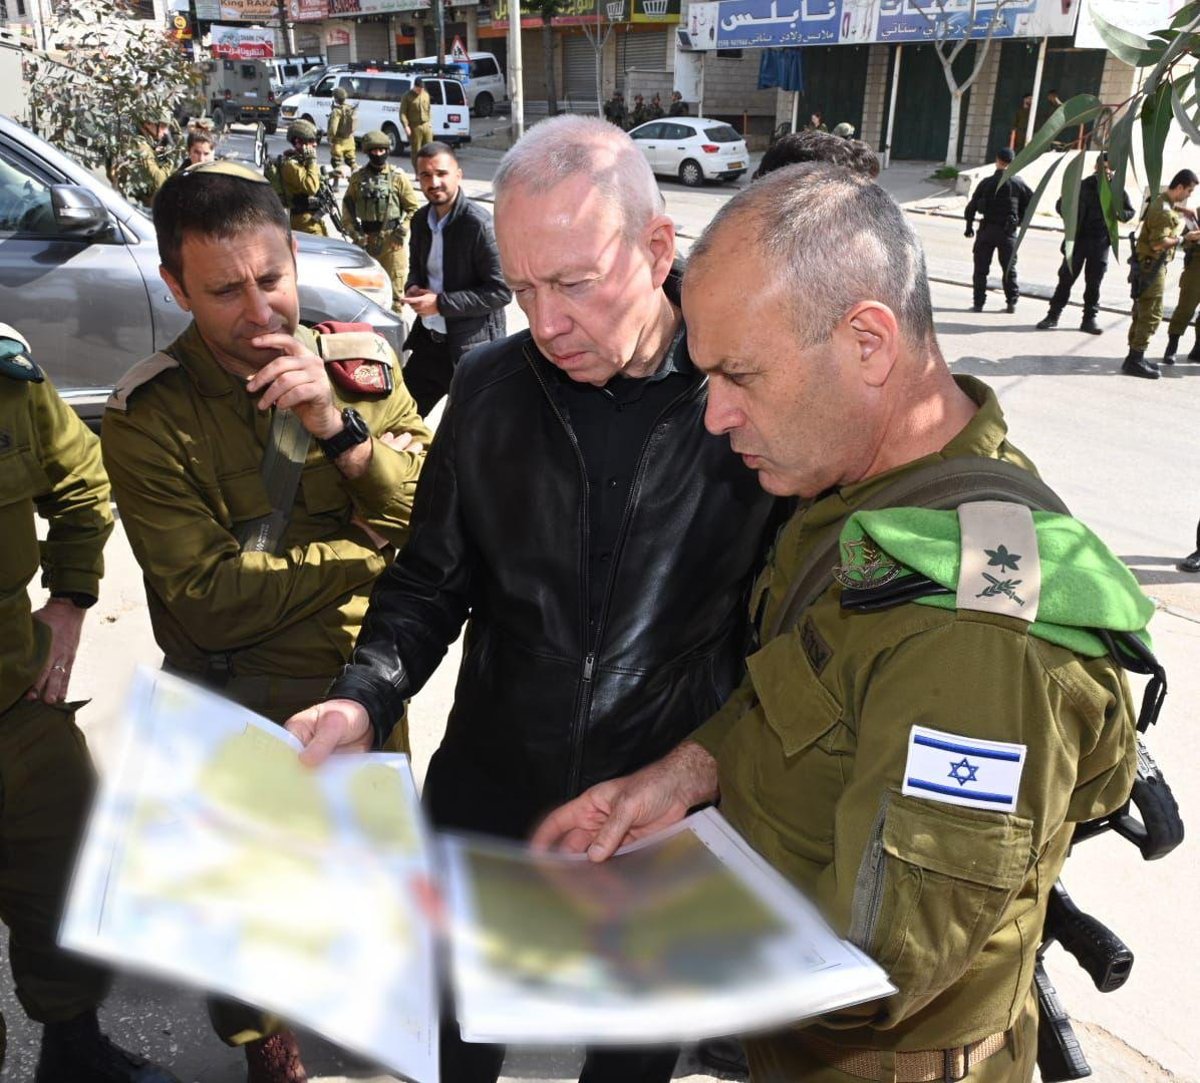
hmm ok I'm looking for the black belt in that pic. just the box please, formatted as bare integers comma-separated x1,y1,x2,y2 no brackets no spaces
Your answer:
360,218,403,234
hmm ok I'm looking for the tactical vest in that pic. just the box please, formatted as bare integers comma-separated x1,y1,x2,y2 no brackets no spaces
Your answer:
354,167,404,226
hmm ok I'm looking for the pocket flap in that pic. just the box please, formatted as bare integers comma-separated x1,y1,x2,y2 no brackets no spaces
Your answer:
882,792,1031,890
300,462,350,516
747,630,841,757
218,469,272,525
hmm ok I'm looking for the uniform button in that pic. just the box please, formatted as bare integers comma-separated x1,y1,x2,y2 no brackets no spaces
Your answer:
607,478,619,488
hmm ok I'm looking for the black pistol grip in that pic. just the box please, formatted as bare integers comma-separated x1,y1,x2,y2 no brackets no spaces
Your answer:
1048,887,1134,993
1035,962,1092,1082
1114,773,1185,860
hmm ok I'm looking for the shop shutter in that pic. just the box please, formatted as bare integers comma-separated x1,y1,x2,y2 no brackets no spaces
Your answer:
355,19,392,63
326,42,352,65
618,27,669,91
563,34,597,104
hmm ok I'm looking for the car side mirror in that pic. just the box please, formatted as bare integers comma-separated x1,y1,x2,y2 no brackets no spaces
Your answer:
50,185,112,238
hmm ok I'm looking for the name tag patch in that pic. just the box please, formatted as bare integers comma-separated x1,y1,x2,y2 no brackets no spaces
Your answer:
901,725,1025,813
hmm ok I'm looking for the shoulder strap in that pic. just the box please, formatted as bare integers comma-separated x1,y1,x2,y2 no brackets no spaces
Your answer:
234,408,311,556
106,351,180,412
764,457,1069,640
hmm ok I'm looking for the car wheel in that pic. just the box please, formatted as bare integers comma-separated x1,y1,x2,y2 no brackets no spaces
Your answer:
679,159,704,187
210,106,226,132
382,123,402,155
474,92,494,118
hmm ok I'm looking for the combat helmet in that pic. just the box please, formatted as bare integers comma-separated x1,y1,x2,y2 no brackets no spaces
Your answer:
362,130,391,152
333,86,349,103
286,118,319,143
832,121,856,139
138,103,173,127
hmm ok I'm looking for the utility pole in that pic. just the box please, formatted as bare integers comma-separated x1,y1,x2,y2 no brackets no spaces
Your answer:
433,0,445,64
276,0,295,54
508,0,524,139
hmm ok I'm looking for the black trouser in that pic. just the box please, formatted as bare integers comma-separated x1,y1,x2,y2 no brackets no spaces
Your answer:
1048,238,1110,320
402,322,472,418
424,748,681,1083
972,223,1018,306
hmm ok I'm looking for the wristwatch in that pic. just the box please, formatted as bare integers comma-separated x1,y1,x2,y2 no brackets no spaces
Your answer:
318,407,371,460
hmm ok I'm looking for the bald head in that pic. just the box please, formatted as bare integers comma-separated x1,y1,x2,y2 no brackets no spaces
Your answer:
687,163,933,352
492,114,664,240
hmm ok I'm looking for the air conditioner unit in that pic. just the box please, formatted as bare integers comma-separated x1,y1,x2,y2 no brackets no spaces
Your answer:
643,0,669,14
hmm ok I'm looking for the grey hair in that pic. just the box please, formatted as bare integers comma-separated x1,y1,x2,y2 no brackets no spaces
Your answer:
686,163,933,350
492,114,665,238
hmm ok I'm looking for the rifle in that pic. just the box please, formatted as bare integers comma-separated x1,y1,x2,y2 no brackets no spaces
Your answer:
1035,634,1182,1081
253,121,268,172
315,166,347,238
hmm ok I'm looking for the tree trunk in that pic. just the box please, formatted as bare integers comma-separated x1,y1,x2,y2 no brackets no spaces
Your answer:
945,90,962,167
542,19,558,115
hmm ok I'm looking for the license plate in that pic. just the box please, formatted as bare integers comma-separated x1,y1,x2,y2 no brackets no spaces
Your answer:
449,113,461,123
245,90,258,98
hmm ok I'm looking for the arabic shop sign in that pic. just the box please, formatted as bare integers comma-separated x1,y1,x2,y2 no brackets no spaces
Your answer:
710,0,1079,50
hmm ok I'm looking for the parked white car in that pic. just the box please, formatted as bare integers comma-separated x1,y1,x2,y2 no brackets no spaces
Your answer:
412,52,506,117
627,117,748,186
280,68,471,155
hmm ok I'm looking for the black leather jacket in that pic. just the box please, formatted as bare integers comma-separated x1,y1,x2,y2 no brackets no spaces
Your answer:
330,296,778,827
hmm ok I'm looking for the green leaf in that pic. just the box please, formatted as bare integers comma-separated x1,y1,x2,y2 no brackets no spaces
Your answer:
1060,150,1087,267
1171,1,1200,29
1008,154,1067,275
1089,8,1165,67
1142,82,1174,200
1106,93,1142,249
1171,81,1200,145
1002,94,1104,188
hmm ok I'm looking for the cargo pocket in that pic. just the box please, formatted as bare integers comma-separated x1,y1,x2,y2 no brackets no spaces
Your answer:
850,791,1032,998
217,468,272,530
300,461,350,518
747,631,847,848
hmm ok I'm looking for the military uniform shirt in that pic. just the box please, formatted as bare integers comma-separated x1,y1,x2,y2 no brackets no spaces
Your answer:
1136,192,1181,262
101,322,431,708
0,376,112,712
401,89,432,129
692,375,1137,1069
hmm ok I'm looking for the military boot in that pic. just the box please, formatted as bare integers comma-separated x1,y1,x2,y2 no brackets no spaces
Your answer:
1163,334,1181,364
1036,309,1060,330
244,1030,308,1083
35,1010,181,1082
1189,329,1200,361
1121,350,1160,380
1080,313,1102,335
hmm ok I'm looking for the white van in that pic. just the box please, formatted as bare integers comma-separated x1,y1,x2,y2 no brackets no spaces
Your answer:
268,55,324,94
412,52,506,117
280,68,471,155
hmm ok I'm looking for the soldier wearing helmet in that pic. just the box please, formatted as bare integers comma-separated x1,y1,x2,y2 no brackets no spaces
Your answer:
327,85,358,169
274,118,326,235
342,130,420,312
124,103,177,207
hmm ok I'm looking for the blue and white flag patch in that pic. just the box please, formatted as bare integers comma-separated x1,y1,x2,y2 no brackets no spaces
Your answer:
901,725,1026,813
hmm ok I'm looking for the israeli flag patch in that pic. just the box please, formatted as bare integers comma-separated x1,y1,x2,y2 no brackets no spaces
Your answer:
901,725,1026,813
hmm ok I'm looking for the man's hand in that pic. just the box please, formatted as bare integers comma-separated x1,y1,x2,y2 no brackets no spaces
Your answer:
378,430,425,456
27,597,86,704
285,698,373,766
531,741,720,862
964,224,975,238
404,287,440,319
246,332,342,439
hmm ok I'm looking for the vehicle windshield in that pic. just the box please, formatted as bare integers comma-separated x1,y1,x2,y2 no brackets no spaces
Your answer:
291,67,326,94
704,125,742,143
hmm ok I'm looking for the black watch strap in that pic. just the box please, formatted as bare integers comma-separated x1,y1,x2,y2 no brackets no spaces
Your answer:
318,408,370,460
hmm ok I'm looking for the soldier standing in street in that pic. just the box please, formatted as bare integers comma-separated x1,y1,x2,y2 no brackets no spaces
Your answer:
668,90,688,116
275,119,327,237
1035,154,1134,335
1161,206,1200,364
1123,169,1200,380
101,161,431,1083
964,146,1032,313
400,77,433,175
603,90,627,127
648,93,665,120
342,130,421,314
630,93,650,127
0,324,180,1083
327,86,358,169
125,105,176,208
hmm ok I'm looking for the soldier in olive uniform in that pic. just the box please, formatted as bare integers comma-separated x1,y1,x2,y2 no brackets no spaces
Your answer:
0,325,179,1083
125,105,176,208
603,91,627,128
1163,207,1200,364
276,118,327,237
630,94,650,128
1124,169,1200,379
342,130,421,314
648,93,665,120
400,77,434,175
668,90,688,117
101,162,431,1083
327,86,358,169
538,167,1143,1083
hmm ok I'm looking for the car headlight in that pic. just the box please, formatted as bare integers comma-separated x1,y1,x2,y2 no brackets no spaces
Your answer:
337,267,393,309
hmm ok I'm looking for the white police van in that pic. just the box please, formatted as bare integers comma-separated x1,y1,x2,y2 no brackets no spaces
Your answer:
411,51,506,117
280,65,471,155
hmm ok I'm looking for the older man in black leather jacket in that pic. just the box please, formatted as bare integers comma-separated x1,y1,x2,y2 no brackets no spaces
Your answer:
286,115,778,1083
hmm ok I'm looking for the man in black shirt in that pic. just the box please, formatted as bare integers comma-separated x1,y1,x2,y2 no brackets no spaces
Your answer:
964,146,1033,312
285,115,778,1083
1036,154,1135,334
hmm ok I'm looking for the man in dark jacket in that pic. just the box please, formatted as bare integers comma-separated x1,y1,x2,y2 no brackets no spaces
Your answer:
285,115,778,1083
964,146,1033,312
401,142,510,416
1036,154,1135,334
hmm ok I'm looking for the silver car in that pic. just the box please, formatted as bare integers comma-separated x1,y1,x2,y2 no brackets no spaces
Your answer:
0,114,405,422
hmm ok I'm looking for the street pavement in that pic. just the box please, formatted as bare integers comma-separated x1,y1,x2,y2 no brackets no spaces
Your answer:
2,128,1196,1082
